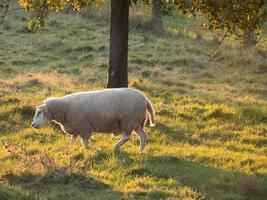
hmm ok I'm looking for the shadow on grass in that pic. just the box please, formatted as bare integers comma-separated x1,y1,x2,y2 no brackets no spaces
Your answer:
155,121,240,146
4,170,107,190
143,155,266,200
2,148,267,200
155,122,201,145
127,190,172,200
93,149,266,199
3,170,124,200
0,185,28,200
1,148,136,200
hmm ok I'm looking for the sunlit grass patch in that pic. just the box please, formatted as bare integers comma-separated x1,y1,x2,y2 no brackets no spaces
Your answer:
0,4,267,200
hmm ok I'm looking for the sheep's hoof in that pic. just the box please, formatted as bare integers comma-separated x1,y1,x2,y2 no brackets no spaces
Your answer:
113,147,119,152
81,144,89,149
139,149,146,154
113,145,123,153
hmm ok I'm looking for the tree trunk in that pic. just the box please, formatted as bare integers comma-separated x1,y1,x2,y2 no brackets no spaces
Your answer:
107,0,129,88
243,30,256,48
151,0,164,33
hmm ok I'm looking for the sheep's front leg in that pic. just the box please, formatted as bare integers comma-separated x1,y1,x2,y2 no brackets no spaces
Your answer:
81,138,89,148
80,132,92,149
70,135,78,147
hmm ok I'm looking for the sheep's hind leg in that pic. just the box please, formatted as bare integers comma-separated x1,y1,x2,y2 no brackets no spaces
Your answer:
113,132,130,151
70,135,78,147
134,127,147,152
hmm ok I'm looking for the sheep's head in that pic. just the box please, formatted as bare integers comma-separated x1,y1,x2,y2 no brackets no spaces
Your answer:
31,104,51,128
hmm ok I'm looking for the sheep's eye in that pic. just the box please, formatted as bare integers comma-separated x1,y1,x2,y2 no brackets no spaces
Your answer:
37,111,42,115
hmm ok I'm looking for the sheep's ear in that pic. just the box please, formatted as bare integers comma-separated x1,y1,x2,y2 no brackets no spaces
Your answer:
43,106,48,113
39,104,48,113
42,104,48,113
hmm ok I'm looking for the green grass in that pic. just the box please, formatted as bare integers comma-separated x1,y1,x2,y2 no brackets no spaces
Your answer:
0,3,267,200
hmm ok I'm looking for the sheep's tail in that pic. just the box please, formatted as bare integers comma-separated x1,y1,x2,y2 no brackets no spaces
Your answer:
146,98,155,127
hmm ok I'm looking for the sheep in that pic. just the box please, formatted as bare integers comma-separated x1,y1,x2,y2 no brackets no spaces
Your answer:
31,88,155,152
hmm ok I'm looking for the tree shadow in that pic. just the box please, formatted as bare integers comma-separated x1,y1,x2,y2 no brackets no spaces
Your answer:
155,122,202,145
87,150,174,199
0,185,28,200
2,146,266,200
2,169,124,200
126,190,172,200
130,155,267,200
4,170,106,190
1,149,135,200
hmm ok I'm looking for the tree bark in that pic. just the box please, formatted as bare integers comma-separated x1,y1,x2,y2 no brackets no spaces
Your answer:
243,30,256,48
107,0,129,88
151,0,164,33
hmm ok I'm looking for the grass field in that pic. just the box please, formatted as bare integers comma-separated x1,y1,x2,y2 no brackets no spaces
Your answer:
0,3,267,200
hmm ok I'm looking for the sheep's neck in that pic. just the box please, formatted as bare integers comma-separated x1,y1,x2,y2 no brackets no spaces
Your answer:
52,113,66,125
48,100,67,125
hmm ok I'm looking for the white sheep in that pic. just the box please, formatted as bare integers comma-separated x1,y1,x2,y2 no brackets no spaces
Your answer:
31,88,155,152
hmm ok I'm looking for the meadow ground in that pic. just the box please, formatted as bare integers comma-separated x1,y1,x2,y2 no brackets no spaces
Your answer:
0,3,267,200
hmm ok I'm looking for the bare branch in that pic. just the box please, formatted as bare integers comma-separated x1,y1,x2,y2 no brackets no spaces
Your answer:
255,30,266,44
9,7,24,11
0,4,9,25
205,32,228,58
0,0,11,25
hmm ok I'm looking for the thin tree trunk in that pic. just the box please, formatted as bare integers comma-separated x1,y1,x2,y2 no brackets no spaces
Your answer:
107,0,129,88
151,0,163,33
243,30,256,48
